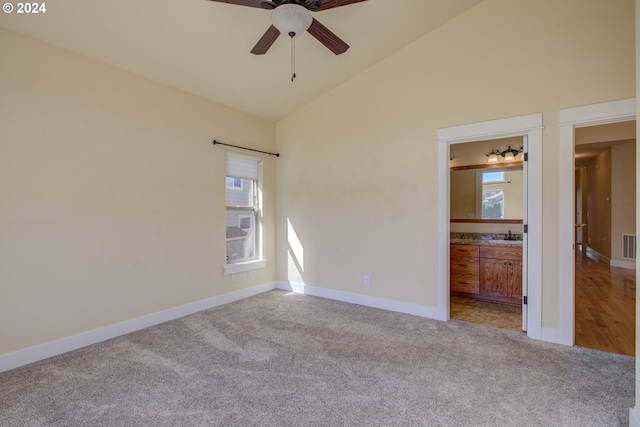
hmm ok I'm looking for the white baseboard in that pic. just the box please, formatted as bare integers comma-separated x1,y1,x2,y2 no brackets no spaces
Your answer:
0,282,276,373
611,259,636,270
276,281,444,320
630,407,640,427
586,246,611,265
278,282,577,347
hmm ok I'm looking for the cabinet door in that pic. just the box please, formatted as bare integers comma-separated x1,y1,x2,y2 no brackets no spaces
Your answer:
508,260,523,300
480,258,510,298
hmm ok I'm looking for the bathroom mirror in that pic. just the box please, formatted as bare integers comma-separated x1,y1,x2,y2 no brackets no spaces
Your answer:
450,165,523,223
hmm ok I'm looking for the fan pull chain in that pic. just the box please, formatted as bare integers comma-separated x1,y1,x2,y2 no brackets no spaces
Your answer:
289,32,296,82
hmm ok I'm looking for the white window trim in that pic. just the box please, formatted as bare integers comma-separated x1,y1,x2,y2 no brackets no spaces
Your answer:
225,150,265,274
224,259,266,275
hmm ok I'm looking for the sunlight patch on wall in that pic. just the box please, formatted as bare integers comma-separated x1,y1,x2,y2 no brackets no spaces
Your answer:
287,218,305,283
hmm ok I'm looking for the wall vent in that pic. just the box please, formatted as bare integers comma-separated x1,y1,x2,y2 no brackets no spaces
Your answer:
622,234,637,260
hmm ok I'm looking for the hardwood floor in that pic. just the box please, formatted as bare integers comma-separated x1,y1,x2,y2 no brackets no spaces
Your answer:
450,295,523,332
451,248,636,356
575,248,636,356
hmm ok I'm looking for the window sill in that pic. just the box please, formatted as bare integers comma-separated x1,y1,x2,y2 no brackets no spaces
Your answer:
224,259,266,275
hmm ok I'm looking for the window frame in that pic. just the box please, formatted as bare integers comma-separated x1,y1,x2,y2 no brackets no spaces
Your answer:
223,151,265,275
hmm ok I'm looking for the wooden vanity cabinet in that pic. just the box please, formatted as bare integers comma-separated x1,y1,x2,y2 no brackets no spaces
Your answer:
450,244,522,306
450,244,480,295
479,246,522,305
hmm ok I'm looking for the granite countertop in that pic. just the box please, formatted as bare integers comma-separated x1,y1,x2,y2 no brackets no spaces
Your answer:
450,238,523,247
450,232,523,247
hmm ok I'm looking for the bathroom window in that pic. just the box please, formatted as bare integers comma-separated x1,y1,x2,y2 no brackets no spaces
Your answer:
481,171,504,219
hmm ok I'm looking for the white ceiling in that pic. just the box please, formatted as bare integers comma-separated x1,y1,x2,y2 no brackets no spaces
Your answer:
0,0,482,121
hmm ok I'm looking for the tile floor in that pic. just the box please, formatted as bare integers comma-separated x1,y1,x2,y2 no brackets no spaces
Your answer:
450,295,523,332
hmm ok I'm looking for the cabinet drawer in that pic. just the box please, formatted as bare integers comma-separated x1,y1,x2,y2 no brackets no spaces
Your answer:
450,244,479,258
450,259,480,276
451,275,479,294
479,245,522,260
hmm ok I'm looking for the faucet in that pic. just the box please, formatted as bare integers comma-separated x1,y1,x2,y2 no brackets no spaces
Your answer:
507,230,512,240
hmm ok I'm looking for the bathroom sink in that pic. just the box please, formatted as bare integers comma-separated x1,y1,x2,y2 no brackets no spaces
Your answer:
488,239,523,245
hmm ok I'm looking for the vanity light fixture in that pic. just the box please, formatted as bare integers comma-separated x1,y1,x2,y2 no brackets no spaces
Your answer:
502,145,520,162
486,149,500,164
486,146,523,164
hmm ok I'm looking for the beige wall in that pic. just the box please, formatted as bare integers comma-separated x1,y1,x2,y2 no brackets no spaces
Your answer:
611,141,637,263
275,0,635,328
502,170,523,220
449,137,523,168
0,29,276,356
450,169,476,219
586,149,613,258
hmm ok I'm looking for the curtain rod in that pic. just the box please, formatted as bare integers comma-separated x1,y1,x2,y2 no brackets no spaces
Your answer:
213,139,280,157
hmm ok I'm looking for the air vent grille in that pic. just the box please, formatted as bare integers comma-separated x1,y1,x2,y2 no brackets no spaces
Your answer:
622,234,636,260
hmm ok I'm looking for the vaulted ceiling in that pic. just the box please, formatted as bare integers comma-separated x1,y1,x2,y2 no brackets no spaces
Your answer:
0,0,482,121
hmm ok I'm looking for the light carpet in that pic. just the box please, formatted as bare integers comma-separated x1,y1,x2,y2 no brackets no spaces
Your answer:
0,290,634,426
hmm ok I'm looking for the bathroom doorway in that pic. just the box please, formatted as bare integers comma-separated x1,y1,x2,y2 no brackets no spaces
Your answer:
449,137,526,332
437,113,543,340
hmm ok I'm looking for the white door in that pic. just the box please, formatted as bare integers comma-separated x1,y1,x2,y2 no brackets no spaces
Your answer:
521,135,529,331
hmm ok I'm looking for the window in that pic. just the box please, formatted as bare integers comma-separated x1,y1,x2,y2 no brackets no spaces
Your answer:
225,153,262,270
482,171,504,184
226,177,243,190
481,171,505,219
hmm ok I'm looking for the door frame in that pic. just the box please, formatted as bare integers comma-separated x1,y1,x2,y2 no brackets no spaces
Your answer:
558,98,636,346
437,113,543,340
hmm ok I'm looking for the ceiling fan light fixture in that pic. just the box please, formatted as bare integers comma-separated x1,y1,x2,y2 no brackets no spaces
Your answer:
271,4,313,38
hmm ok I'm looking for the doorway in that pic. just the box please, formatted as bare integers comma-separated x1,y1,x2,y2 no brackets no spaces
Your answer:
558,98,636,347
573,121,636,356
437,113,543,341
448,137,526,332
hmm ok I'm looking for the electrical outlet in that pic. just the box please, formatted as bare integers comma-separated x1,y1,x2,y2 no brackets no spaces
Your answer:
364,275,370,285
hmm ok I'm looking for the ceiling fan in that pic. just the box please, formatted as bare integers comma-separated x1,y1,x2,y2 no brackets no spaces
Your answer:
206,0,368,55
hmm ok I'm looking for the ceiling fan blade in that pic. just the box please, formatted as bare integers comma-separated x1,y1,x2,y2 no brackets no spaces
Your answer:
251,25,281,55
205,0,265,9
314,0,367,11
307,18,349,55
260,1,278,9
